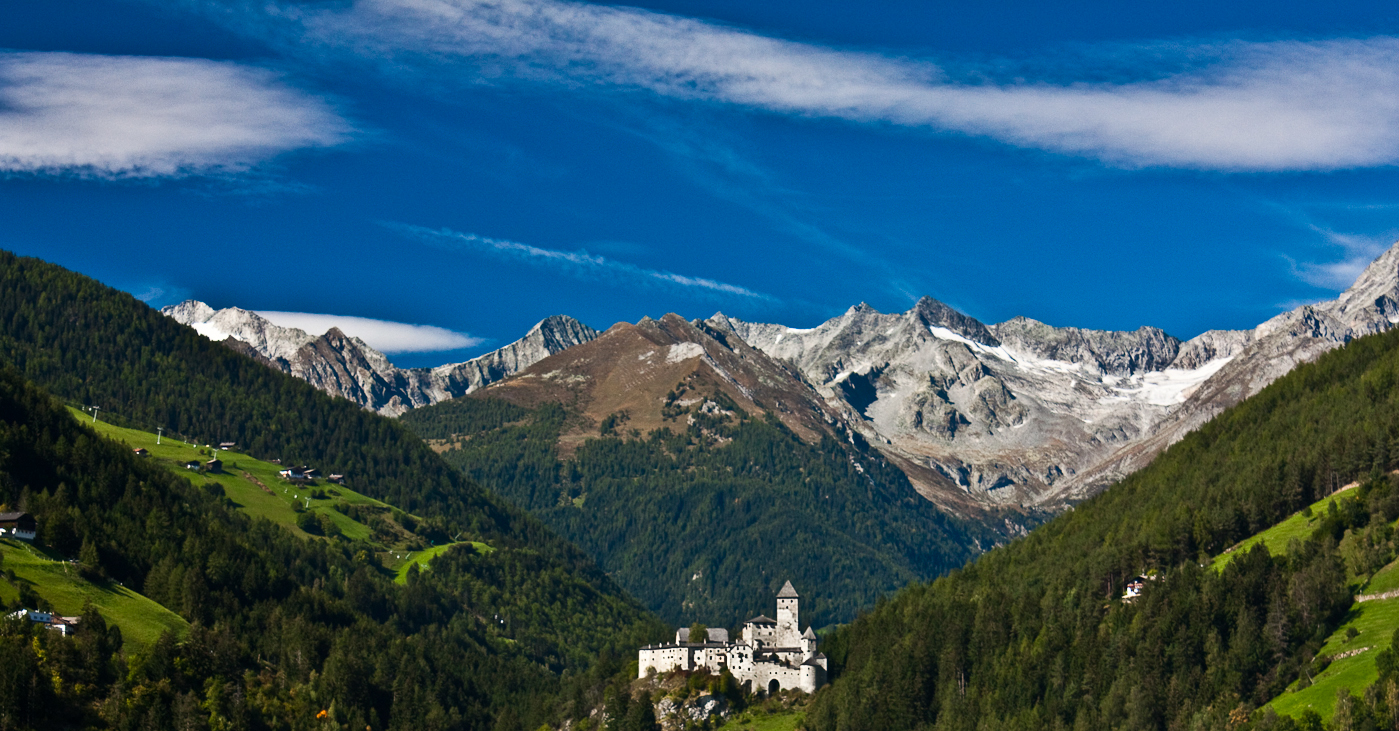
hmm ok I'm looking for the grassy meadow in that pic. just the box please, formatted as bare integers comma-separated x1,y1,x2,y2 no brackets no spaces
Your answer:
71,407,484,575
1,536,187,649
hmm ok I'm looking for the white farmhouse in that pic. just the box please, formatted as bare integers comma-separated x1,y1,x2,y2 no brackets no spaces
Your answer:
638,581,827,694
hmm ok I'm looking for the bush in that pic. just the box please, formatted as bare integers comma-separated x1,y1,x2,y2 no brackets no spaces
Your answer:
295,511,321,535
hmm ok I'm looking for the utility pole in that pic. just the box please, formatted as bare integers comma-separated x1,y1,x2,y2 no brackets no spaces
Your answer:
157,427,163,445
90,406,100,423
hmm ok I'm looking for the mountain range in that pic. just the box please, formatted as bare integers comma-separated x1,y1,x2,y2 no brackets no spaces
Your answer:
164,242,1399,515
161,301,598,416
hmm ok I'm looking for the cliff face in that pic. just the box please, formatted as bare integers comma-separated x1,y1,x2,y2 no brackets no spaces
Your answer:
161,304,598,416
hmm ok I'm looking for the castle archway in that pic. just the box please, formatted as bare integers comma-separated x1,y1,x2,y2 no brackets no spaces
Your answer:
769,679,780,695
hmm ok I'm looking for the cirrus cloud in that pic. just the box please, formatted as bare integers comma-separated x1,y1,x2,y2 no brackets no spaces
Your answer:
388,222,773,300
239,0,1399,172
0,51,350,178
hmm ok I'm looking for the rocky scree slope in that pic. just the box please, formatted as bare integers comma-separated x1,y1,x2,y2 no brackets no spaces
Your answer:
715,241,1399,508
162,301,597,416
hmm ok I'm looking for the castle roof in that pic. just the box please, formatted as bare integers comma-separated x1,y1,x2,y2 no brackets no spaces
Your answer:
801,656,825,667
802,627,817,640
777,580,799,598
746,615,777,625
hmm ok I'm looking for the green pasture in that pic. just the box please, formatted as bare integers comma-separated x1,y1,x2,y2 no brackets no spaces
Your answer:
724,709,805,731
71,407,387,541
1363,559,1399,596
1267,595,1399,721
1,537,187,650
1212,490,1358,572
392,541,494,584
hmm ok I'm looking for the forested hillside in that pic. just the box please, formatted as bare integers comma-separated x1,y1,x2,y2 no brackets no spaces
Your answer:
0,250,542,549
805,325,1399,730
0,251,667,728
400,392,1001,629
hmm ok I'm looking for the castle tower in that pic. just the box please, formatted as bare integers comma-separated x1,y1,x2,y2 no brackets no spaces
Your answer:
776,580,800,637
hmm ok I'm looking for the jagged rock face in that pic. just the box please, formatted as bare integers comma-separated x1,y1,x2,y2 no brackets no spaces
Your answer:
711,298,1219,506
161,303,598,416
716,242,1399,508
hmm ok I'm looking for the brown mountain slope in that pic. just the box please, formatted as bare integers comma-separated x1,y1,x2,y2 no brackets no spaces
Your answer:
477,312,993,514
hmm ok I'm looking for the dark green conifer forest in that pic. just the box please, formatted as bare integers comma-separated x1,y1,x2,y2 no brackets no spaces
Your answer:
401,393,1003,629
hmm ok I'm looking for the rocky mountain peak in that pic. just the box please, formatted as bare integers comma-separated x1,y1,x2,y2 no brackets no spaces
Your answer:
989,317,1181,376
162,299,215,324
1329,240,1399,333
911,296,999,346
162,302,598,416
161,300,315,364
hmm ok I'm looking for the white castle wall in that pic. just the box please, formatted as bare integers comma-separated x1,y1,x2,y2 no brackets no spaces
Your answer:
638,582,827,694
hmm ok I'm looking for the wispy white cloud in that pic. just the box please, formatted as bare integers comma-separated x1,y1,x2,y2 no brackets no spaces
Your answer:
0,51,350,178
254,310,483,353
389,222,772,299
232,0,1399,171
1288,228,1395,290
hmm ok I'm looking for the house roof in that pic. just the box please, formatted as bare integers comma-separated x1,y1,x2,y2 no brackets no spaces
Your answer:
0,512,30,522
777,580,799,598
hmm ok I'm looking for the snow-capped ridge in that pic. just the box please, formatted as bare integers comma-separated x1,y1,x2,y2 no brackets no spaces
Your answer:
162,301,598,416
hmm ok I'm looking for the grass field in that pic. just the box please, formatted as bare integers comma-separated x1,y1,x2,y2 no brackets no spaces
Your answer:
1363,559,1399,596
73,408,497,574
392,541,494,584
1212,488,1358,572
724,709,804,730
1,537,187,650
1267,594,1399,720
74,407,391,542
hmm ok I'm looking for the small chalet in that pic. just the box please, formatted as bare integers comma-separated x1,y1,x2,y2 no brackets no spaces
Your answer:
1122,576,1147,603
0,512,37,542
205,458,223,473
218,442,236,450
132,448,149,457
327,474,345,485
279,466,319,481
9,610,80,636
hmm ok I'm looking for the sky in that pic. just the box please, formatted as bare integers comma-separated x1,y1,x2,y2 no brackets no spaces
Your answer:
4,1,1399,367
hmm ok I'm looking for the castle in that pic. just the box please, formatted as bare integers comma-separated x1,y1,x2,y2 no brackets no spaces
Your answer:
637,581,827,694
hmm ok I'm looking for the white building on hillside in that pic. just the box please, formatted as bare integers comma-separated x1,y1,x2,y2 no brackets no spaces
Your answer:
637,581,827,694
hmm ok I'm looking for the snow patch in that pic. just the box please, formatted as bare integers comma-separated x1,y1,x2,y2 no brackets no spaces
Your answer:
667,342,705,363
928,325,1026,366
191,321,235,343
1107,357,1233,406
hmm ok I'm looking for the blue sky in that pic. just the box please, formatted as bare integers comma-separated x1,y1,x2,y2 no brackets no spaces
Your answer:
4,0,1399,367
